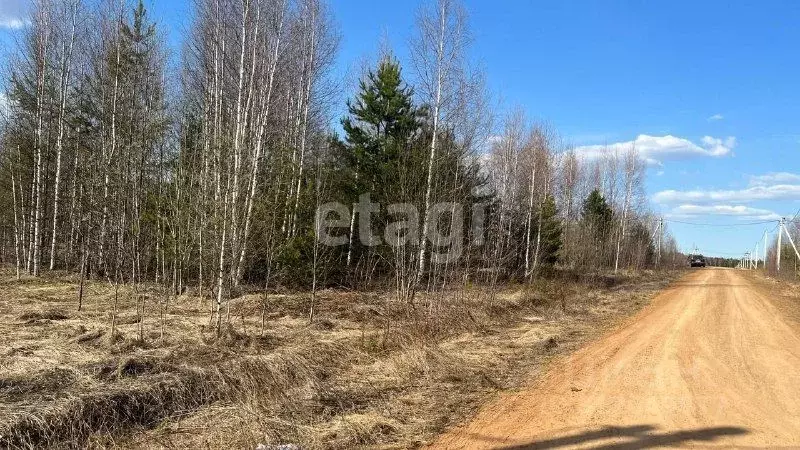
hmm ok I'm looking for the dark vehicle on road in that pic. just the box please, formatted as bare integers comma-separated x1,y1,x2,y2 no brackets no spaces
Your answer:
689,254,706,268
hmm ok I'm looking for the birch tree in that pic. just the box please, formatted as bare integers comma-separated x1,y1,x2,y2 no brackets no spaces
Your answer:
49,0,80,270
411,0,472,279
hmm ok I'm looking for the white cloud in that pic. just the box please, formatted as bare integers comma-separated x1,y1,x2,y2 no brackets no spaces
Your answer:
0,18,26,29
654,184,800,204
0,0,27,29
708,114,724,121
748,172,800,187
573,134,735,166
670,204,780,221
701,136,736,155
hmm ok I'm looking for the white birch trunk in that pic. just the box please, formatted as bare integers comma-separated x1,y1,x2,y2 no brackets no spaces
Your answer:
32,4,52,276
49,2,78,270
417,0,448,279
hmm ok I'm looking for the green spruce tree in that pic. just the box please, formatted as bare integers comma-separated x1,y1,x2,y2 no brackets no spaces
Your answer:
339,57,424,203
582,189,614,234
581,189,614,267
537,194,562,268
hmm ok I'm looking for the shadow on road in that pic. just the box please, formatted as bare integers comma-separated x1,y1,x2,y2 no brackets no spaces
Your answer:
467,424,749,449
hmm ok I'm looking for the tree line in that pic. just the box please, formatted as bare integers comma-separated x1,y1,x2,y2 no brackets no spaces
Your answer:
0,0,680,316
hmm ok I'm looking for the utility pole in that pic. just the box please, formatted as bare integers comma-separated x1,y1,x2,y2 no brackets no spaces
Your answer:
756,246,759,268
777,218,783,272
763,229,768,269
658,217,663,265
657,218,663,266
753,242,758,269
781,218,800,262
650,218,663,267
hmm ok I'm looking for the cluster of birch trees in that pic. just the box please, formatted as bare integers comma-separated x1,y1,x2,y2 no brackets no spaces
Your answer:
0,0,678,308
484,112,678,281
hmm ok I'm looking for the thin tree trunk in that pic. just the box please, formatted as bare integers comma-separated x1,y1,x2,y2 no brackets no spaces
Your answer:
235,5,285,282
49,1,78,270
99,19,122,276
11,168,22,280
524,146,537,277
417,7,446,280
32,5,52,276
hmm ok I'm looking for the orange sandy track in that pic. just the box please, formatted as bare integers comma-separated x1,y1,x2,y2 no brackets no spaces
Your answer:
431,268,800,449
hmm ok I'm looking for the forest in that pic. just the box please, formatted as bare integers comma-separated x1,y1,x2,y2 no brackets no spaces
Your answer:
0,0,681,315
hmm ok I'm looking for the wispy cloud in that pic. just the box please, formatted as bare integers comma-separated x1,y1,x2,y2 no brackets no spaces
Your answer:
707,113,724,121
748,172,800,187
654,184,800,204
0,0,27,29
574,134,735,167
669,204,780,221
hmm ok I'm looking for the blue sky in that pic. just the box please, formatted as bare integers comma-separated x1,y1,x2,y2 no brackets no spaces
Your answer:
3,0,800,257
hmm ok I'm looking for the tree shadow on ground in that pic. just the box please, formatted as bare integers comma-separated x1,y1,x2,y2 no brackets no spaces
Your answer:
467,424,749,449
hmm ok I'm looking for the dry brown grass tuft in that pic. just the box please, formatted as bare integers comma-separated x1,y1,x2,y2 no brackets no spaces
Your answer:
317,412,401,448
18,309,70,322
0,268,683,449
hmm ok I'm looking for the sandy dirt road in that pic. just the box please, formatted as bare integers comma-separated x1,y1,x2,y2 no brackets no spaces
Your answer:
432,268,800,449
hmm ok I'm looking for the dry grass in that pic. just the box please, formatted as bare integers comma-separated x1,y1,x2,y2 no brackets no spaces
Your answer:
751,270,800,326
0,268,682,449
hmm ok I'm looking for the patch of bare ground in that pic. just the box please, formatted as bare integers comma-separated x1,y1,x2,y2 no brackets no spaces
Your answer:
0,268,682,449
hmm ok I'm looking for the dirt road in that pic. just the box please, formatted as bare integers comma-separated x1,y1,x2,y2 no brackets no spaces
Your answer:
432,268,800,449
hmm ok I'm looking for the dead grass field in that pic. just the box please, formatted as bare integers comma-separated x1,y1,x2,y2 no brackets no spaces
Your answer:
0,268,682,449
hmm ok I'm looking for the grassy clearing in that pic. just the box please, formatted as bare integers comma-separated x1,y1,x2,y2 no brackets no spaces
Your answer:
0,269,682,449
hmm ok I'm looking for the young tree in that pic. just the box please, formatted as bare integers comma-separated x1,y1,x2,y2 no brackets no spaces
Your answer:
49,0,80,270
336,57,424,288
614,144,644,273
535,194,562,269
411,0,475,280
582,188,614,268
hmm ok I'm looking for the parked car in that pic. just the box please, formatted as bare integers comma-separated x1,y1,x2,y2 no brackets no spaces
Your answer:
689,254,706,268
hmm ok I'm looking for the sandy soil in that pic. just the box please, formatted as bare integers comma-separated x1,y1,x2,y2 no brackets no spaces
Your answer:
432,268,800,449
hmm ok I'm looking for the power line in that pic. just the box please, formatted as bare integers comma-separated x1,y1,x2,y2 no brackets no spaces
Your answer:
700,250,749,256
788,207,800,224
768,221,780,234
666,219,779,227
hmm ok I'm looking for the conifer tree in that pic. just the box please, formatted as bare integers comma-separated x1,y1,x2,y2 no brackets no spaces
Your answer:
536,194,562,268
582,189,613,231
335,57,425,286
340,57,424,202
581,188,615,266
